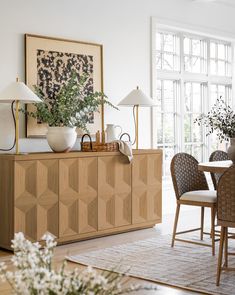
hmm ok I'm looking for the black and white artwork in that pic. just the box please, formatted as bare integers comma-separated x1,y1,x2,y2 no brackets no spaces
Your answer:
37,49,95,124
26,34,103,137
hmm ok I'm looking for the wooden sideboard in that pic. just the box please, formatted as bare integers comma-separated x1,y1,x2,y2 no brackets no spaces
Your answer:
0,149,162,250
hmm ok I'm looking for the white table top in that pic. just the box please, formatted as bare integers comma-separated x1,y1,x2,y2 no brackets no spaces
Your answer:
198,160,232,173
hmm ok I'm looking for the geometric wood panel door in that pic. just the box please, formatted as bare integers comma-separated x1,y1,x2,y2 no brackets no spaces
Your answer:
132,154,162,224
14,160,59,241
59,157,98,238
98,156,131,230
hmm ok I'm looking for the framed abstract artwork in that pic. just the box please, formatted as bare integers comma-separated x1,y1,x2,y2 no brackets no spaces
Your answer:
25,34,104,137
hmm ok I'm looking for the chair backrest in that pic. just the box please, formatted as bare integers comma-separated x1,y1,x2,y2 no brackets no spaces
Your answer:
171,153,209,200
209,150,229,190
217,165,235,223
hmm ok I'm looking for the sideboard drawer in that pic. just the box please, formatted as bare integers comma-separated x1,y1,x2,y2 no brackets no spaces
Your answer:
14,160,59,241
132,154,162,224
59,157,98,238
98,155,131,230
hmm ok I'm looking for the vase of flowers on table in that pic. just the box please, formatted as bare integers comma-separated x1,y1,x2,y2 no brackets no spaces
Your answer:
195,97,235,163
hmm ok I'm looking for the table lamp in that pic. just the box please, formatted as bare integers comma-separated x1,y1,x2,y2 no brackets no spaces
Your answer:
0,78,41,154
118,86,154,149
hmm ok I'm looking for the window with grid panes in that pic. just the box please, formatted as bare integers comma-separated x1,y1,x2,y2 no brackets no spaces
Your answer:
210,41,232,77
153,25,233,178
184,37,207,74
156,32,180,71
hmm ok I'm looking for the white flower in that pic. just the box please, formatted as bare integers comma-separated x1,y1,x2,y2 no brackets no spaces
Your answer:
0,232,141,295
0,262,6,272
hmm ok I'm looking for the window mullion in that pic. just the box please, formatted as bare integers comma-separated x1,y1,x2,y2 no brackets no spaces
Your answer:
205,39,210,161
180,33,185,153
174,80,179,154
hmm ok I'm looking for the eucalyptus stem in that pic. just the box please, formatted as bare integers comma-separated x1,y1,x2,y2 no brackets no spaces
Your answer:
21,71,118,132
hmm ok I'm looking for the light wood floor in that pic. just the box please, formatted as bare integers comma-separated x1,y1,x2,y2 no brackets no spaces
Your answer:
0,208,212,294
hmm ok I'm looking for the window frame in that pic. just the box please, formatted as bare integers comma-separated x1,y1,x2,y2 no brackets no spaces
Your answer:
151,19,235,177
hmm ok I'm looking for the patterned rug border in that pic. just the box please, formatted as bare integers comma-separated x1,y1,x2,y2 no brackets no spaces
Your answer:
66,234,219,295
67,257,213,295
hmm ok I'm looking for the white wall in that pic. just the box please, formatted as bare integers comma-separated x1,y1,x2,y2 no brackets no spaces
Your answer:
0,0,235,152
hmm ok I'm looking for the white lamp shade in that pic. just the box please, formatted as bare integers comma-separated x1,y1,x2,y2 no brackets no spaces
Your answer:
118,87,154,106
0,81,41,103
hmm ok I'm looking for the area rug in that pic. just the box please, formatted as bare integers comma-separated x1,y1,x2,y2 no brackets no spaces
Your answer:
67,234,235,295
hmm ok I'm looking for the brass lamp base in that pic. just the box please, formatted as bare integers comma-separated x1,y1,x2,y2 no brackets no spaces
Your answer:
15,100,20,154
134,105,139,149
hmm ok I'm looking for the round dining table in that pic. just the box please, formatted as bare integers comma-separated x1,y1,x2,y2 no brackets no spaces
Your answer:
198,160,233,173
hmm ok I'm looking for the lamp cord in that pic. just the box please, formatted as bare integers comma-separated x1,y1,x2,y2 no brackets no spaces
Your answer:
132,105,136,146
0,101,16,151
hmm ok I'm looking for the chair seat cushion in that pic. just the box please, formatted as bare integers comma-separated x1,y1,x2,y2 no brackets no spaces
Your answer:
180,190,217,203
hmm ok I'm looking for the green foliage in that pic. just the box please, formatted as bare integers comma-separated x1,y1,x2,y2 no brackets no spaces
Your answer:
195,97,235,142
22,72,118,132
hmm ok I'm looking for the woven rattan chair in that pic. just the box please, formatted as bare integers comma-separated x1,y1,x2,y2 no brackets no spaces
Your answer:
216,165,235,286
209,150,229,190
171,153,217,255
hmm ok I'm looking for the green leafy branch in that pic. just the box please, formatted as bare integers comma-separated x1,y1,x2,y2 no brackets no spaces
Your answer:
22,72,118,133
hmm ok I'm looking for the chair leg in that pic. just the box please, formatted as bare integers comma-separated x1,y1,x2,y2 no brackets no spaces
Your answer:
171,204,180,247
200,207,204,240
216,226,225,286
211,206,216,256
224,227,228,268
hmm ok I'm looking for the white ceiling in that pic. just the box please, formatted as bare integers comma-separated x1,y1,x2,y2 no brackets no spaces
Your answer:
192,0,235,7
217,0,235,5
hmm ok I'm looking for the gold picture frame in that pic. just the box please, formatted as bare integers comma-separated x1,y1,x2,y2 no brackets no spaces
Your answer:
25,34,104,138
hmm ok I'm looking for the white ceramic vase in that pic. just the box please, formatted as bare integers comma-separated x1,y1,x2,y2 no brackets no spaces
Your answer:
46,126,77,153
228,137,235,164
